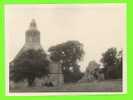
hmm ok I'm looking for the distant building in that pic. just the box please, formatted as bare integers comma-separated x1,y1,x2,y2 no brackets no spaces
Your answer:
10,19,64,88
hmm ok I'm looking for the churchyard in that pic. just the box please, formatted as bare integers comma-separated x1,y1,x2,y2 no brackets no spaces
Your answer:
9,20,123,93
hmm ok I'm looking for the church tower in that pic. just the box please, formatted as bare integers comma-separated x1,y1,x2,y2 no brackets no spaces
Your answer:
25,19,40,48
15,19,44,59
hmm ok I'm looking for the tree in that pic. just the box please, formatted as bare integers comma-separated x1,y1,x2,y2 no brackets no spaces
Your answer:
48,40,84,83
85,61,103,80
116,50,123,78
86,60,100,73
10,49,49,86
100,48,122,79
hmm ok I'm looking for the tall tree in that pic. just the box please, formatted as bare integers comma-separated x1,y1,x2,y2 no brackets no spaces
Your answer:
100,48,122,79
10,49,49,86
116,50,123,78
48,40,84,82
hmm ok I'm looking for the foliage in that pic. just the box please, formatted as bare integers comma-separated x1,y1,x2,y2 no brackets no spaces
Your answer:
48,40,84,83
101,48,122,79
10,49,49,86
86,60,100,73
63,64,84,83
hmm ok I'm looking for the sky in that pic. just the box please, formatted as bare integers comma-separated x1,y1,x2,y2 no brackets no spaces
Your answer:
5,4,126,72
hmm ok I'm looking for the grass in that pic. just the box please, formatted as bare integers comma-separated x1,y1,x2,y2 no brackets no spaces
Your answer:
10,79,122,92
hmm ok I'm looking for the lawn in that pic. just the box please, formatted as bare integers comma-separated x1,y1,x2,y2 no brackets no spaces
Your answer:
10,79,122,92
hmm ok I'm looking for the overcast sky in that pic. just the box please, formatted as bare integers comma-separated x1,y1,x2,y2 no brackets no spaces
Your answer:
5,4,126,72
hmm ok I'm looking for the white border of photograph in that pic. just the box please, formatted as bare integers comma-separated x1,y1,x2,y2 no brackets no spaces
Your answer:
5,3,127,96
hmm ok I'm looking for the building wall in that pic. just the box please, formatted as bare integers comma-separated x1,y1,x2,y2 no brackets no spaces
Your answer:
49,61,64,86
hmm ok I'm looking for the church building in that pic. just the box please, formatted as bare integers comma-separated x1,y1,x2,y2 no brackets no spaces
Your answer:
10,19,64,88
